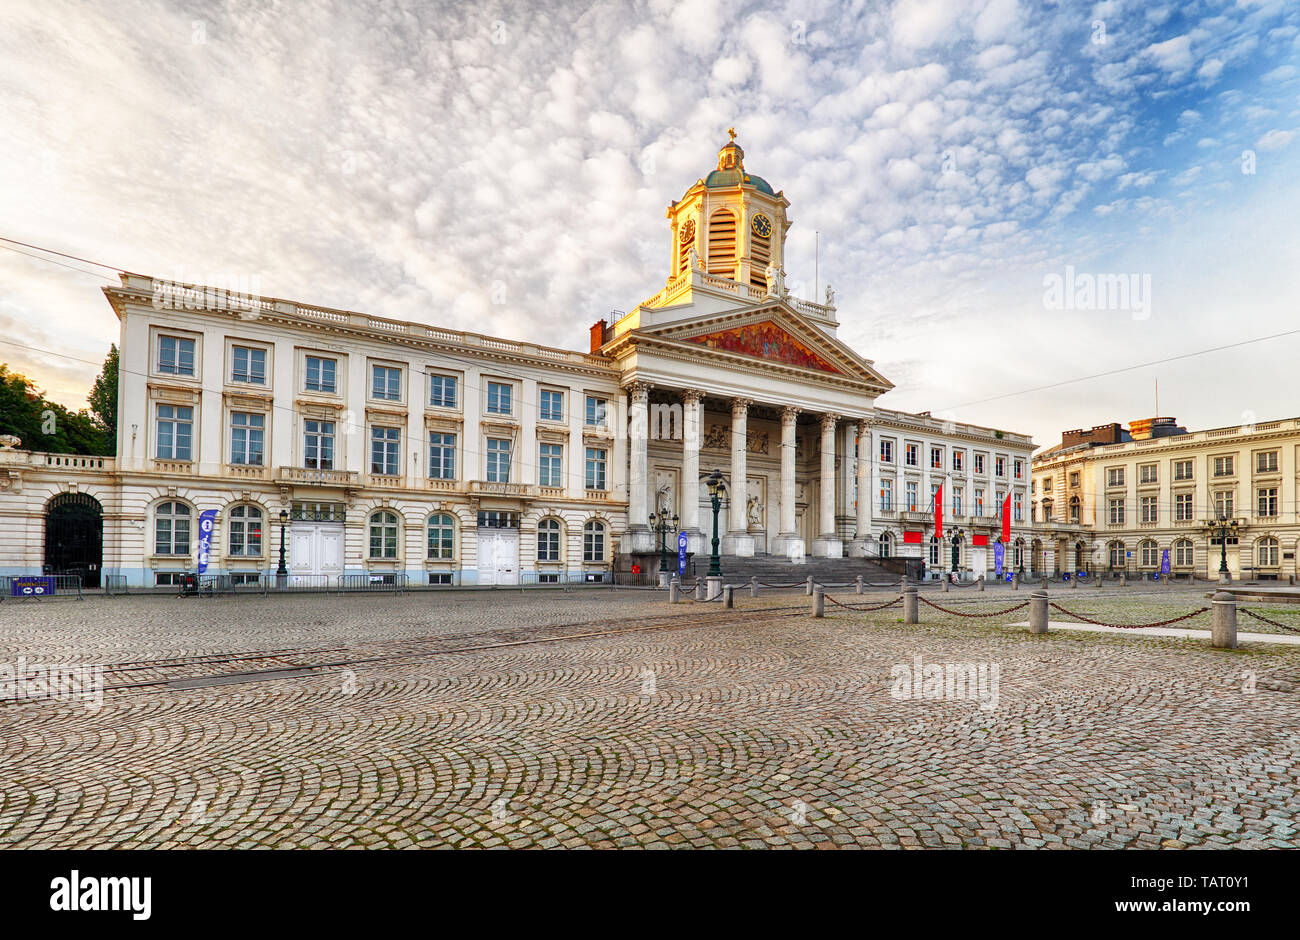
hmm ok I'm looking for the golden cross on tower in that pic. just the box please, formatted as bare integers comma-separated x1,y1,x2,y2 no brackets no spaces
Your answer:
727,126,736,142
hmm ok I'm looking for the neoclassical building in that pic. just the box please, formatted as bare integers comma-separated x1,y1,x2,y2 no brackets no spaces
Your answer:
1032,415,1300,580
0,135,1036,587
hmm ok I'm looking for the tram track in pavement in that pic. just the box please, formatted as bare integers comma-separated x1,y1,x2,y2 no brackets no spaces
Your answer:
35,604,812,699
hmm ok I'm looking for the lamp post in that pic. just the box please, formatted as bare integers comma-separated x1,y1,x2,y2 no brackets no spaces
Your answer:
648,506,679,576
949,527,964,582
276,509,289,586
705,469,726,578
1211,507,1239,583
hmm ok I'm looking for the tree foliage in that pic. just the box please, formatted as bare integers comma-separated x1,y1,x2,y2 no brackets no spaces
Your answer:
0,358,114,456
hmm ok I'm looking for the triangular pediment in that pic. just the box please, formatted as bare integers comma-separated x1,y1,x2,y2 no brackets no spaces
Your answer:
633,301,894,392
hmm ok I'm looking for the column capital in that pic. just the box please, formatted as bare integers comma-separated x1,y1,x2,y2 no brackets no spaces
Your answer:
731,397,753,416
820,412,841,432
681,388,705,406
781,406,801,424
856,417,869,436
627,381,652,403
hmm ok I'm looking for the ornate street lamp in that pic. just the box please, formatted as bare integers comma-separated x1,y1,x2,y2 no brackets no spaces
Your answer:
276,509,289,586
705,469,726,578
1210,506,1240,583
949,527,964,581
648,506,680,575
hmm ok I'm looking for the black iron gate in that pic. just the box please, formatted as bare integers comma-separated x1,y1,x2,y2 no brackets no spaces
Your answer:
44,493,103,588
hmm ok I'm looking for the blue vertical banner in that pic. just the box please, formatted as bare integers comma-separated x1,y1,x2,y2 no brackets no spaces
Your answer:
677,531,688,575
993,542,1005,578
196,509,218,574
1160,549,1171,575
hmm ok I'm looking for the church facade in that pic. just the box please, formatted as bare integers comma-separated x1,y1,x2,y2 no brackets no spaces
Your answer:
0,136,1036,587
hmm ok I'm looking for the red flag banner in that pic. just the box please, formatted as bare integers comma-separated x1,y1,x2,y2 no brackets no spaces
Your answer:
902,531,923,545
972,535,989,547
1001,492,1012,543
934,483,943,539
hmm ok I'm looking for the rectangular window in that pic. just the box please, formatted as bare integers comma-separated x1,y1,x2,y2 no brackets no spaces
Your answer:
1139,464,1158,484
1257,487,1279,517
879,479,893,511
952,450,964,472
904,443,919,467
371,365,402,401
906,481,918,512
973,453,984,474
157,335,196,376
1069,472,1080,487
486,381,513,415
974,488,984,516
1256,451,1279,473
1140,496,1158,523
1107,467,1125,487
585,396,607,427
539,443,563,486
230,412,264,466
952,486,963,515
539,390,564,422
156,405,193,460
304,420,335,470
1175,493,1193,521
486,438,511,482
1013,493,1023,521
231,345,266,384
429,374,458,408
429,432,456,480
1173,460,1193,481
1013,459,1023,480
1213,455,1234,477
585,448,607,491
879,440,893,463
370,426,400,476
1109,498,1126,525
995,456,1006,477
305,356,337,393
1214,490,1234,517
930,447,943,469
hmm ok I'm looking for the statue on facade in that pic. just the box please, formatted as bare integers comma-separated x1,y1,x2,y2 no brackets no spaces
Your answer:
764,263,778,296
746,495,763,528
687,246,699,271
824,284,837,307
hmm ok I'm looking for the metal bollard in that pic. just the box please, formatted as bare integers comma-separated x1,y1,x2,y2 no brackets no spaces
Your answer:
723,584,734,609
1211,591,1238,649
903,586,918,624
900,576,907,595
942,577,949,593
812,586,824,618
1012,574,1019,591
1041,576,1048,590
856,575,863,595
978,576,985,592
751,576,759,598
669,580,680,603
1071,575,1078,590
1120,573,1127,587
805,576,814,596
695,581,705,600
1029,589,1049,634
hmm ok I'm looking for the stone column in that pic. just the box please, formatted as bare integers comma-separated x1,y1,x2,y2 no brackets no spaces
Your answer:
812,413,843,558
680,389,704,555
772,406,802,558
722,398,755,556
850,419,873,557
623,382,654,554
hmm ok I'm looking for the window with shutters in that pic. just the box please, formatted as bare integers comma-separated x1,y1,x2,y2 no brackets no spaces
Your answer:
706,209,737,279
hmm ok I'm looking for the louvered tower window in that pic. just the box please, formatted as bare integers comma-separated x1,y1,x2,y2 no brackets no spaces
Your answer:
749,226,770,290
707,209,737,279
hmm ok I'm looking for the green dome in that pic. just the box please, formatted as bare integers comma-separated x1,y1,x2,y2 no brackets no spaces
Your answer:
705,169,775,194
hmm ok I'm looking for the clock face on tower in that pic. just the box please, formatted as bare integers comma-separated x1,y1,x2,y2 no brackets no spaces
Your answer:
751,214,772,238
678,219,696,244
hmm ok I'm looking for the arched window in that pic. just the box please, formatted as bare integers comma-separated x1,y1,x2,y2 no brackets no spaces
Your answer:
1069,496,1080,523
155,501,191,555
427,513,455,560
1041,499,1053,522
1108,540,1126,568
369,511,399,559
928,536,939,566
1139,539,1159,568
583,521,606,562
1030,539,1043,573
537,518,561,562
1258,536,1279,567
1013,538,1024,570
228,505,263,556
1173,538,1194,567
706,209,737,279
879,531,892,558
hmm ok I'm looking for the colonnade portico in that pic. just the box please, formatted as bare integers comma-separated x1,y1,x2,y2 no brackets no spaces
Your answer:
623,383,867,560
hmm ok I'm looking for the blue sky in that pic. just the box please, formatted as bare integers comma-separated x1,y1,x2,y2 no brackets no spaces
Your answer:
1,0,1297,449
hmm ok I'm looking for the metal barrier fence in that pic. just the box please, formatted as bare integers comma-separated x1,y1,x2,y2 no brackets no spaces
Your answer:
0,574,83,600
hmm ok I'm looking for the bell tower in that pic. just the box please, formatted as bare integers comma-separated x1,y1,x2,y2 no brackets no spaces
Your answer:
665,130,792,292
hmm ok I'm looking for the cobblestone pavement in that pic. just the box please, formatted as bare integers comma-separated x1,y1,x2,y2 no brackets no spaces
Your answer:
1,585,1298,849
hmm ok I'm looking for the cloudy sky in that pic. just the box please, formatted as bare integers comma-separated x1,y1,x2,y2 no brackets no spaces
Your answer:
2,0,1298,450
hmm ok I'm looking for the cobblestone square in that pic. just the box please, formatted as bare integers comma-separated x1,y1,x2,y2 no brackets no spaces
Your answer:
1,584,1297,849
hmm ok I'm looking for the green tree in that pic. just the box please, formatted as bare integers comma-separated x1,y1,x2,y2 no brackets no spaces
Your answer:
89,344,118,452
0,363,112,456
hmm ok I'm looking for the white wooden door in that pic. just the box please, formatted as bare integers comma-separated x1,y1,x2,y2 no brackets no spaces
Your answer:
290,524,345,578
477,529,519,585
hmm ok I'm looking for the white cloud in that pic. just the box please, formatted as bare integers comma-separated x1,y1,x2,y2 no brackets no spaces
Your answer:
1145,34,1194,73
1257,128,1296,151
